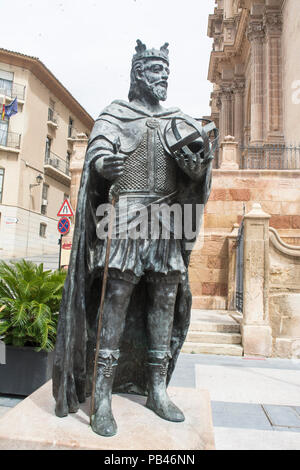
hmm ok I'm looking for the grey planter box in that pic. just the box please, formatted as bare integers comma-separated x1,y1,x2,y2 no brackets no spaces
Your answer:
0,345,54,396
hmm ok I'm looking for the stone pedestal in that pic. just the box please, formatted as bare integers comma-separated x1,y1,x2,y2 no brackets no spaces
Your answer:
242,324,272,357
220,136,239,170
242,203,272,357
0,381,215,450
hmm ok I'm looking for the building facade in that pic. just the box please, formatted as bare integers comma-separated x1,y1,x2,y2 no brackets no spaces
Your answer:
0,49,94,259
208,0,300,165
190,0,300,357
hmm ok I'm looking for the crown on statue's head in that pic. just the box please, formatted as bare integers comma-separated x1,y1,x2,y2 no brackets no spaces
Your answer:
132,39,169,65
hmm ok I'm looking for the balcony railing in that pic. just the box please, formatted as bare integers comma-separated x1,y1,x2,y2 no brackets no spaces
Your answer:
68,126,80,140
240,144,300,170
47,108,58,124
44,151,70,176
0,82,26,101
211,144,300,170
0,130,21,149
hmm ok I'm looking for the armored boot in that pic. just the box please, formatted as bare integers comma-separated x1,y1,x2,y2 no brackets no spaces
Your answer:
146,350,185,422
91,349,120,437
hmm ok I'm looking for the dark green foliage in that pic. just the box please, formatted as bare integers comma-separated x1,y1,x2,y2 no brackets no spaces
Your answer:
0,260,66,351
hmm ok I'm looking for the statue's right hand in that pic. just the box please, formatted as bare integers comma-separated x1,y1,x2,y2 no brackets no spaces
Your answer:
94,154,127,181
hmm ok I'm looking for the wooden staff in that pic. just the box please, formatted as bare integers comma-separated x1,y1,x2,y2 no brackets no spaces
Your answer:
90,138,121,423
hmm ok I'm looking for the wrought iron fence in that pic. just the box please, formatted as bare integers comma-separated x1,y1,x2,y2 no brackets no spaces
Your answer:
0,130,21,148
44,151,70,176
0,82,26,101
235,218,244,314
240,144,300,170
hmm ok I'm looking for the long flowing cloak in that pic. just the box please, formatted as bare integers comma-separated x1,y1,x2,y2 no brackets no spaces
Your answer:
52,100,213,417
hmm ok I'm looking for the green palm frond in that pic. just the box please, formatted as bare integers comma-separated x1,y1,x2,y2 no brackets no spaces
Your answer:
0,320,10,335
0,259,66,351
10,300,31,327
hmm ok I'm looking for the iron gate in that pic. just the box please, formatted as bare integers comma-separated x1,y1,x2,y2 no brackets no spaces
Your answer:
235,218,244,313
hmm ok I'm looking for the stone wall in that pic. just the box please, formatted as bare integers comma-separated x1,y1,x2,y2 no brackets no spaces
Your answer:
190,167,300,309
268,227,300,358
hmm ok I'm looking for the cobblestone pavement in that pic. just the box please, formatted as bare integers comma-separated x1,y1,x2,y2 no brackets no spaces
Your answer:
1,353,300,449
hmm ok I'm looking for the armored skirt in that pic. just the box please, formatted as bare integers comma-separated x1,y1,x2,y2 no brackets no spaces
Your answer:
89,195,186,284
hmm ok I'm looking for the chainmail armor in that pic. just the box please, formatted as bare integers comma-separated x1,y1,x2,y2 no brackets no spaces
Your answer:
113,127,177,195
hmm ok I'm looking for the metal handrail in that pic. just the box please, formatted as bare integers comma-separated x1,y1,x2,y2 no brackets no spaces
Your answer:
212,143,300,170
0,82,26,101
68,125,82,140
47,108,58,124
44,150,70,176
0,130,21,149
240,144,300,170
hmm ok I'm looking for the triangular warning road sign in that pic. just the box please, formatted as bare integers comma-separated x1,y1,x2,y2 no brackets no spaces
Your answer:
57,199,74,217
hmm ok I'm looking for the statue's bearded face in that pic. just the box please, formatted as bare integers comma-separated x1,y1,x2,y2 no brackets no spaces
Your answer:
136,59,170,101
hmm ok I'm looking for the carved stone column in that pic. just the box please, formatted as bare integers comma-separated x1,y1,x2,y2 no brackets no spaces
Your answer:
233,79,245,148
224,0,233,19
264,9,284,143
220,85,233,140
242,203,272,357
216,94,223,143
247,18,265,144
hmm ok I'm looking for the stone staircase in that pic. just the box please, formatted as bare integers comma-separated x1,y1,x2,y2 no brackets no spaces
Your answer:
182,309,243,356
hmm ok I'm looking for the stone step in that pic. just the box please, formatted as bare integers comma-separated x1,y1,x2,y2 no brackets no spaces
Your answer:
229,312,243,325
186,331,242,344
181,342,244,356
189,310,241,333
189,320,240,333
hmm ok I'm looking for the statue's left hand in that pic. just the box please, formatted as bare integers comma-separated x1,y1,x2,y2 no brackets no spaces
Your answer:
174,152,213,181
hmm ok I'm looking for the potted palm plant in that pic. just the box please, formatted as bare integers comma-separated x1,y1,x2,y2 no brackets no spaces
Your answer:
0,260,66,396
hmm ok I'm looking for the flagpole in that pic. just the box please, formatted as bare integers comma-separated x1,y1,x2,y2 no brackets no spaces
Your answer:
1,96,5,146
2,95,6,121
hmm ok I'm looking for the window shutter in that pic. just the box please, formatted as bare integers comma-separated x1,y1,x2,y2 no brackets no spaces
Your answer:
0,70,13,81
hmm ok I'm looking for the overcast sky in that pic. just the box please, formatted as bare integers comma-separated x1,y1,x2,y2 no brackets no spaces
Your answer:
1,0,214,120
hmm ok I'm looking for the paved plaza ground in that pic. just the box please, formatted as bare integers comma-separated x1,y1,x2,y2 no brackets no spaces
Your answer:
1,353,300,450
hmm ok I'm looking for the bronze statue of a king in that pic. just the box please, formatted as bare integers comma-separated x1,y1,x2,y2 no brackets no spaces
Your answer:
52,40,217,437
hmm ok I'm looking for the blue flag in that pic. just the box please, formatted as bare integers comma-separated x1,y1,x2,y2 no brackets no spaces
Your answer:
5,98,18,118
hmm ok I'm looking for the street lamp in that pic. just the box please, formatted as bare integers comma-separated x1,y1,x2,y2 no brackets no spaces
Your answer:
29,173,43,189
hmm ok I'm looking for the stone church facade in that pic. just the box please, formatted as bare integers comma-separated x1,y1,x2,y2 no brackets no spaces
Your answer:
208,0,300,152
187,0,300,357
187,0,300,311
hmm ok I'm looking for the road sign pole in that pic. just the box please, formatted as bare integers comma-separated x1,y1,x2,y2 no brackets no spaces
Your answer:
58,234,62,270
